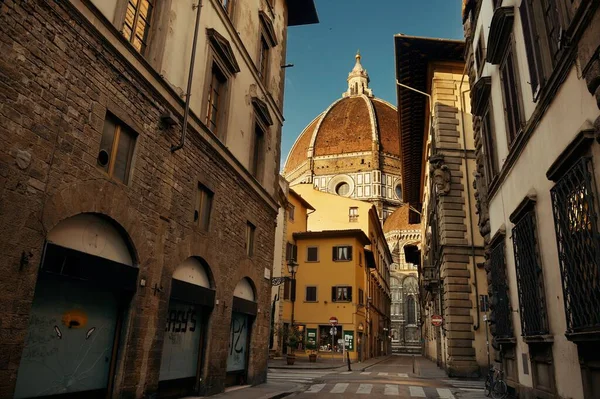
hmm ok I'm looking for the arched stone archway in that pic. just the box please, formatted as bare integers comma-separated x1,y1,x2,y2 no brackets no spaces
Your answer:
158,257,216,397
226,277,258,387
14,212,138,398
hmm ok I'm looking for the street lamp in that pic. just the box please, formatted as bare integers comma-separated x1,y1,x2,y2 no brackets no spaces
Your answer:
287,260,299,328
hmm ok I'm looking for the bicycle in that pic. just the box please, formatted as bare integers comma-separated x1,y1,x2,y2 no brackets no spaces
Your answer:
484,367,508,399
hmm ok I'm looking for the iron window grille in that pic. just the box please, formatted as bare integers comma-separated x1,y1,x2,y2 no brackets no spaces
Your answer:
512,210,549,336
490,240,513,339
550,157,600,334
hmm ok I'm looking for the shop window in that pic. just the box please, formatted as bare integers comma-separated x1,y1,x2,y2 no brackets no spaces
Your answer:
194,184,213,230
246,222,255,257
307,246,318,262
333,245,352,261
305,286,317,302
122,0,154,54
98,114,136,184
331,286,352,302
319,325,342,352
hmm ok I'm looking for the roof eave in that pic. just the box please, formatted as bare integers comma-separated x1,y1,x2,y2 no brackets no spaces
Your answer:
286,0,319,26
289,188,315,210
394,35,465,208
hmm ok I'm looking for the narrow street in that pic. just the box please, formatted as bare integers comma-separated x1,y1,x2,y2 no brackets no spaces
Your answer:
275,355,486,399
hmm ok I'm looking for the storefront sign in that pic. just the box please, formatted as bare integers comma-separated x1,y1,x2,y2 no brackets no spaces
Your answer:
344,331,354,351
226,313,248,372
159,301,202,381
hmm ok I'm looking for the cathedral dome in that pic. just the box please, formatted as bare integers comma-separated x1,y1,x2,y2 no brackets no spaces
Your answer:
283,52,400,175
383,205,419,233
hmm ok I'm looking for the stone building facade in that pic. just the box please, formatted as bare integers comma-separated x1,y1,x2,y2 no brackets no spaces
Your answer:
0,0,316,397
394,35,489,377
463,0,600,397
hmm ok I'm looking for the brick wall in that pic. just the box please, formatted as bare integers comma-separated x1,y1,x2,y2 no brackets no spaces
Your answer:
0,0,276,397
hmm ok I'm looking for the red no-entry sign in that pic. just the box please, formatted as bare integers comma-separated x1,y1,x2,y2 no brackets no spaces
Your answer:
431,315,443,327
329,316,338,326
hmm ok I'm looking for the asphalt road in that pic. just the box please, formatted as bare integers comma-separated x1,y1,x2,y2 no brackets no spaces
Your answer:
268,355,487,399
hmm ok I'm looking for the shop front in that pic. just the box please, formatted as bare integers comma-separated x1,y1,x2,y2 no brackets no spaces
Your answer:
226,278,257,387
14,214,138,399
158,257,215,397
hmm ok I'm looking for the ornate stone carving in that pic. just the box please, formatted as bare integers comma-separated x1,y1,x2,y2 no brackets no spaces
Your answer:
429,154,451,196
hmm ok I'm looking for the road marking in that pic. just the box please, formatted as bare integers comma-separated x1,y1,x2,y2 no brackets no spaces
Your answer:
398,373,408,377
360,372,371,375
409,386,426,397
340,371,352,375
356,384,373,394
330,383,348,393
384,384,399,395
437,388,455,398
305,384,325,393
378,372,388,376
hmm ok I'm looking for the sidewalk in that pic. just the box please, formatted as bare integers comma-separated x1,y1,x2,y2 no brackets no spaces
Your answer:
196,381,305,399
267,354,392,371
414,356,448,379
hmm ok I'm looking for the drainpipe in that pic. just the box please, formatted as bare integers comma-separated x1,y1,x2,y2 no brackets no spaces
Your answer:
458,62,481,331
172,1,203,152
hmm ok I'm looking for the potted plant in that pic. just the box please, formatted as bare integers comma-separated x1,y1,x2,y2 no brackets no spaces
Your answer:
285,327,301,365
306,340,317,363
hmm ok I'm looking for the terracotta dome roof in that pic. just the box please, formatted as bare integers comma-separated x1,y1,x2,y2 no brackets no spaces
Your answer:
383,205,419,233
283,53,400,175
283,96,399,173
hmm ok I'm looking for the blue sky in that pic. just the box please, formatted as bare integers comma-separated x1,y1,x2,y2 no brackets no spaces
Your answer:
280,0,464,167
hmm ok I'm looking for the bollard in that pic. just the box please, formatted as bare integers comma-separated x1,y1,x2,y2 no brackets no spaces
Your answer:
347,349,352,371
412,355,415,374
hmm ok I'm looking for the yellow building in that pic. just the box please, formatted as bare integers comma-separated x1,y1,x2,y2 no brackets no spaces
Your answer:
271,185,315,355
275,184,392,361
289,230,371,361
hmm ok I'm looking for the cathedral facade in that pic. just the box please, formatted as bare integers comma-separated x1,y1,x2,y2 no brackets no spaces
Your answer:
283,53,422,354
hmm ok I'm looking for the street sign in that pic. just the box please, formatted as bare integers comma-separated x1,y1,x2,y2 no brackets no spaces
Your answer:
330,327,337,335
329,316,338,326
431,315,443,327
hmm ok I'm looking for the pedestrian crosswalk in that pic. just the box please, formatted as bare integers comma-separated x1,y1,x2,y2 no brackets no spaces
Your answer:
442,379,485,392
267,369,334,384
303,383,455,397
339,371,409,377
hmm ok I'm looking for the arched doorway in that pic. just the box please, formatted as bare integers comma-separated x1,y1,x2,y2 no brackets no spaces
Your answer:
158,257,215,397
14,213,138,398
226,278,257,387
